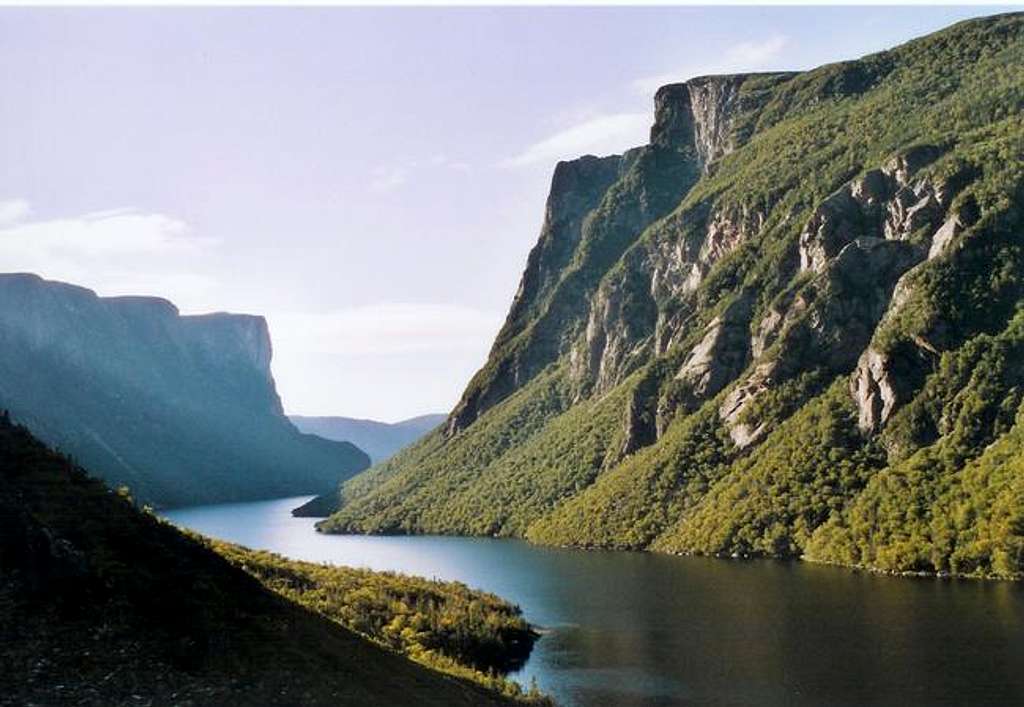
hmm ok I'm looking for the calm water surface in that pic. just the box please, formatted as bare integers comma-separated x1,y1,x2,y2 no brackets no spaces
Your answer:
164,496,1024,707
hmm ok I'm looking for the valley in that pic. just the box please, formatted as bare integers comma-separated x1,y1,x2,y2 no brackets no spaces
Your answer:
3,10,1023,707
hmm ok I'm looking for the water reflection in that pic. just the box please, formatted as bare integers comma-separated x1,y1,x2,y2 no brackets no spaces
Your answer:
164,496,1024,707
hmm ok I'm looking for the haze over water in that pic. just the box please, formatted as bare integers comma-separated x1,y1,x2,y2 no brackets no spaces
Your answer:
165,496,1024,707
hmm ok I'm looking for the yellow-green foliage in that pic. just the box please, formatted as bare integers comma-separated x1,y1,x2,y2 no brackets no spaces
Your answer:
803,419,1024,580
653,382,884,556
527,402,730,549
322,368,572,535
321,365,634,537
209,541,550,702
805,313,1024,578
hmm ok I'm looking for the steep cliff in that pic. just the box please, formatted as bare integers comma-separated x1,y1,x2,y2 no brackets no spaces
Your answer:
320,14,1024,580
0,274,369,506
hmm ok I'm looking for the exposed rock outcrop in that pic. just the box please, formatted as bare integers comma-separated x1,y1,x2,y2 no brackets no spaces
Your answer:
654,74,797,171
686,76,748,168
571,245,659,395
448,97,721,434
674,295,752,405
575,199,769,403
852,347,901,432
500,154,624,337
621,384,658,457
709,145,978,443
721,236,923,446
798,146,947,274
448,74,801,436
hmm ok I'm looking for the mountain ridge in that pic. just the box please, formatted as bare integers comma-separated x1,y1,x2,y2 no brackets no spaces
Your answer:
317,13,1024,580
290,413,445,463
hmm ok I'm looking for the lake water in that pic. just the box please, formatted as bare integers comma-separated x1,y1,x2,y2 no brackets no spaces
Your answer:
163,495,1024,707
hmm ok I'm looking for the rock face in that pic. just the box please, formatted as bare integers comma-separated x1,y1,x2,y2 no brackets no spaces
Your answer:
685,75,749,167
699,142,977,446
674,296,752,406
449,74,786,434
0,273,369,506
852,348,901,432
320,14,1024,579
444,155,625,435
797,147,947,275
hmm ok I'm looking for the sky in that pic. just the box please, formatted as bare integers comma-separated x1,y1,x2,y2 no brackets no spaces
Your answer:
0,5,1013,421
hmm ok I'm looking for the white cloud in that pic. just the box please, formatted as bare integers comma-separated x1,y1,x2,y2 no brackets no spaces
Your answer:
0,198,31,227
430,154,472,173
0,208,211,256
369,155,473,193
501,112,650,169
729,35,790,67
633,35,790,95
267,303,503,357
369,165,412,192
0,201,220,310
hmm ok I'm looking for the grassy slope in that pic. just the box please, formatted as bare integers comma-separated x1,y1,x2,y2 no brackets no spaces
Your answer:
0,416,546,706
323,14,1024,579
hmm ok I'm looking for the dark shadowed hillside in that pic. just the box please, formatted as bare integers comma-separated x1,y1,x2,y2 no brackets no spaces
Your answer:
319,13,1024,580
0,415,543,706
0,274,369,507
290,413,445,463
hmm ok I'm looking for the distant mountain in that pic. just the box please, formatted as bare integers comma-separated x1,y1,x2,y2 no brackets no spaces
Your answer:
0,273,369,507
0,414,528,706
290,414,445,462
318,14,1024,580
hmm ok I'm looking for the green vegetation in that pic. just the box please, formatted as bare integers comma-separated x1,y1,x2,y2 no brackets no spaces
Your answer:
527,401,731,550
211,542,541,695
654,382,886,558
805,312,1024,578
322,14,1024,580
320,366,638,536
0,414,547,705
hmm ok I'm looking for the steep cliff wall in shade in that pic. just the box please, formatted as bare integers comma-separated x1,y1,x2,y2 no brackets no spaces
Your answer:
321,14,1024,579
0,273,369,506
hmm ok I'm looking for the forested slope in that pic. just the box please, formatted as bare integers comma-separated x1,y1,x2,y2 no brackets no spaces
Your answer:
319,13,1024,580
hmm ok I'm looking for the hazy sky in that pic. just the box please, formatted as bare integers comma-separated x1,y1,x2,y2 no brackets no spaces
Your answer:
0,6,1010,420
